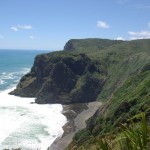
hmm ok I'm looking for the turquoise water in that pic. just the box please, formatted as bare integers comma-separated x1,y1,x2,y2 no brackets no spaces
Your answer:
0,50,67,150
0,49,47,91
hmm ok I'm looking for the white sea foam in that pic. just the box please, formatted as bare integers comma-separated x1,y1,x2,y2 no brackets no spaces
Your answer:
0,79,5,85
0,68,31,90
0,69,29,81
0,88,67,150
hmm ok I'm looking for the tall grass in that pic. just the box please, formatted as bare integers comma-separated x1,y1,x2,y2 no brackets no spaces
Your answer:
118,113,150,150
96,138,111,150
69,113,150,150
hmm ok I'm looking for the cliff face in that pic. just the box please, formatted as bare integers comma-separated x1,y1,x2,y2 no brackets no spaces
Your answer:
10,51,106,104
9,38,150,149
64,39,150,149
10,38,150,105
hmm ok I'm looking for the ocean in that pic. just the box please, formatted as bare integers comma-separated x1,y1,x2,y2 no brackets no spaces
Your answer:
0,49,67,150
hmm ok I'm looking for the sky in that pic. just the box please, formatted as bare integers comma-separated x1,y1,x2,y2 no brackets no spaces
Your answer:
0,0,150,50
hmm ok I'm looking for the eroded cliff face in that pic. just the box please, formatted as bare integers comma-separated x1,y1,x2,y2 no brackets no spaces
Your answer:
10,51,106,104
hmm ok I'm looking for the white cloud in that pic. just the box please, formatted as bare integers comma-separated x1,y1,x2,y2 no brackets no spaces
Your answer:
116,37,125,41
11,27,18,31
29,35,34,39
128,31,150,40
0,35,4,39
97,21,109,29
18,25,32,30
11,24,33,31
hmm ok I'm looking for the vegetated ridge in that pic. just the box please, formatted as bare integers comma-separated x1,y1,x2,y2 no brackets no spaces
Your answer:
65,39,150,149
10,38,150,149
10,38,123,104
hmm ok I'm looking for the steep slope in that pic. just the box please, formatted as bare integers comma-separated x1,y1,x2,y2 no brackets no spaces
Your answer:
67,69,150,149
64,39,150,101
10,51,106,104
9,38,150,149
96,39,150,100
10,39,150,105
65,39,150,149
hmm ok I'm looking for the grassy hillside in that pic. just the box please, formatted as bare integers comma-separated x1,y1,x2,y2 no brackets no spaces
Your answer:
64,38,124,52
10,38,150,149
65,39,150,101
63,38,150,149
66,113,150,150
66,65,150,150
96,39,150,100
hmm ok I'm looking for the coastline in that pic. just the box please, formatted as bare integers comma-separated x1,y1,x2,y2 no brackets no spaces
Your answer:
49,101,102,150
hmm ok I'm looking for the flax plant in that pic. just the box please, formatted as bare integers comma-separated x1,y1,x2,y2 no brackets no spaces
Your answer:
118,113,150,150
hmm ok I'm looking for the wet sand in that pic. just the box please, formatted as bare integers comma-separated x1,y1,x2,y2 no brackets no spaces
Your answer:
49,101,102,150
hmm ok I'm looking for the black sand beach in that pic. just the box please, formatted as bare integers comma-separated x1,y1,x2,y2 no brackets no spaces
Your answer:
50,101,102,150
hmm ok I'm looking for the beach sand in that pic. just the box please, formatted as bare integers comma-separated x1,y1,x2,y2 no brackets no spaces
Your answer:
49,101,102,150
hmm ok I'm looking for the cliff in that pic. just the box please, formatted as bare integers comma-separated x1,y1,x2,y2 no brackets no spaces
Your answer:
64,39,150,149
10,51,106,104
9,38,150,149
10,38,150,105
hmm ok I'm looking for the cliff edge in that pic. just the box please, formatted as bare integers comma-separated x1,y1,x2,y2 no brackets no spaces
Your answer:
10,51,106,104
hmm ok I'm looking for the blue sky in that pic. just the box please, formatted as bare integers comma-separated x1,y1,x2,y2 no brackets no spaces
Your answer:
0,0,150,50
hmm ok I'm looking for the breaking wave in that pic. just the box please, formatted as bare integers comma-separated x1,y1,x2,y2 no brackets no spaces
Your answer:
0,88,67,150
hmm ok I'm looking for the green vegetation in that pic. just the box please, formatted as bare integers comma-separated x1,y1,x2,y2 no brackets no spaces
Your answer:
63,38,150,149
66,113,150,150
10,38,150,149
90,69,150,135
11,38,150,104
66,68,150,149
65,38,150,101
64,38,124,52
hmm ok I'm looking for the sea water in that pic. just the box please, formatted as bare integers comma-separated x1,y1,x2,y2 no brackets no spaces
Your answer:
0,50,67,150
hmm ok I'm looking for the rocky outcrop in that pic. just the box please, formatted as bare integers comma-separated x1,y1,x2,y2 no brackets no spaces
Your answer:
10,51,106,104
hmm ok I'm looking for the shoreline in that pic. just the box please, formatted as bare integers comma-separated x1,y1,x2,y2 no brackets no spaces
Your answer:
49,101,102,150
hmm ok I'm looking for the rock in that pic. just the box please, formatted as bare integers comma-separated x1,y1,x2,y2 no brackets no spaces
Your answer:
10,51,106,104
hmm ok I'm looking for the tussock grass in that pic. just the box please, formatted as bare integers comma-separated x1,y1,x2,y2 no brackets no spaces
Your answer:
66,113,150,150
